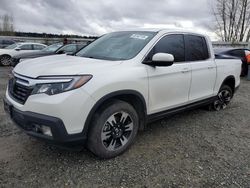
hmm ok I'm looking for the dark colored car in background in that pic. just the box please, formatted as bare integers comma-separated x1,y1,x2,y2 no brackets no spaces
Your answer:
56,43,87,55
11,43,87,67
0,38,15,48
214,48,250,76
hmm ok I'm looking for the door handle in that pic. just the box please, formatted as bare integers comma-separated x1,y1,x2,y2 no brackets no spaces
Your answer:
208,66,215,69
181,68,190,73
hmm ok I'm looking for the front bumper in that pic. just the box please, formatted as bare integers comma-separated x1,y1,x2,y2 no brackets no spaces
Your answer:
3,98,87,147
6,83,96,135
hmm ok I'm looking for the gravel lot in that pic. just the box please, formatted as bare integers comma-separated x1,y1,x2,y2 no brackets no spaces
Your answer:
0,67,250,187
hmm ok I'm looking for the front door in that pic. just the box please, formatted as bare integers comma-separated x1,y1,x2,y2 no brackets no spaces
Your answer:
145,34,192,114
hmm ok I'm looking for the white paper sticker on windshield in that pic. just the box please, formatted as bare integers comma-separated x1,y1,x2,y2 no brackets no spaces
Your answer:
130,34,149,40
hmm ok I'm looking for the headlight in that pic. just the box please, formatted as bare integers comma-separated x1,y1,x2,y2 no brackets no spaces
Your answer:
32,75,92,95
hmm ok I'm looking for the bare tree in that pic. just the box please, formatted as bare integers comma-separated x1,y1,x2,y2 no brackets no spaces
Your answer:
213,0,250,42
0,14,15,36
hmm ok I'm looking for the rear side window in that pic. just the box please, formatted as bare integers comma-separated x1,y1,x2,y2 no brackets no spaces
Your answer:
148,34,185,62
33,44,45,50
20,44,33,50
185,35,209,61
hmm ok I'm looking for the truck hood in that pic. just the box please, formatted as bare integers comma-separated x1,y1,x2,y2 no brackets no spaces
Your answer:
14,55,122,78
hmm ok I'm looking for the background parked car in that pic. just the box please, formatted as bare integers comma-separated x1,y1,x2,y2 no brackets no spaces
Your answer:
11,43,87,67
0,38,15,49
0,42,47,66
214,48,250,76
11,43,63,67
56,43,87,55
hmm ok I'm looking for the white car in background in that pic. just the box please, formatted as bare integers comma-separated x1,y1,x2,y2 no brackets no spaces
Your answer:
0,42,47,66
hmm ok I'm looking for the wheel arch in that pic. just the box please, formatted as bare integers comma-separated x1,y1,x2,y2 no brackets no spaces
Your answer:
0,54,11,58
220,75,236,93
83,90,147,137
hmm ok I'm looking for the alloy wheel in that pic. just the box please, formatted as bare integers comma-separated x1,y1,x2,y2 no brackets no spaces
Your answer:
101,111,134,151
1,56,11,66
213,89,232,111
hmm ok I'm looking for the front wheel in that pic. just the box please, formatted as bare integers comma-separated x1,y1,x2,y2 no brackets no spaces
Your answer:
210,85,233,111
0,55,11,66
87,100,139,159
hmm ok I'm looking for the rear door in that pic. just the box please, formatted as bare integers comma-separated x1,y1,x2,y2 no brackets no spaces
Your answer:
146,34,192,114
33,44,46,50
185,35,216,101
19,44,34,53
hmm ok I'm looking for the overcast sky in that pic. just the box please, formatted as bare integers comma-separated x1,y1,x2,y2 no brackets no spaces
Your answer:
0,0,217,39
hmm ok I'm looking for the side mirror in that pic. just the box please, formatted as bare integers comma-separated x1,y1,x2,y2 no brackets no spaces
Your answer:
15,47,21,51
144,53,174,67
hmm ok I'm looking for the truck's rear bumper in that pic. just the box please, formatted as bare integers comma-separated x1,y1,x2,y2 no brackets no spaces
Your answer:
3,98,87,149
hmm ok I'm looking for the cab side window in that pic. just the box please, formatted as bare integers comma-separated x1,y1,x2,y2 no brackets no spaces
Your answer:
146,34,185,62
184,35,209,61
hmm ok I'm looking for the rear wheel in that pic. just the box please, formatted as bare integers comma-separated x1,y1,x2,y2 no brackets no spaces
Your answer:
0,55,11,66
210,85,233,111
87,100,139,159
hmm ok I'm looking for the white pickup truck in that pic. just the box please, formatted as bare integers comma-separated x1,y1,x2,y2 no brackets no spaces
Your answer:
4,29,241,158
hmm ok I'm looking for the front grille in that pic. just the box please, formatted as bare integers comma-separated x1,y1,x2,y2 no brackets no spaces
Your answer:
8,78,33,104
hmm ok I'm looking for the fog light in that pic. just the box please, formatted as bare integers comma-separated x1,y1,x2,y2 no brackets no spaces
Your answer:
41,125,52,136
32,124,52,136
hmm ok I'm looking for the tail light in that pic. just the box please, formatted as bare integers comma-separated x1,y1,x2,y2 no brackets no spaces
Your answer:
245,50,250,64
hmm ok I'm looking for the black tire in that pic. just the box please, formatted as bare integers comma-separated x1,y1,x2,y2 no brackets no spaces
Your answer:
87,100,139,159
0,55,11,66
209,85,233,111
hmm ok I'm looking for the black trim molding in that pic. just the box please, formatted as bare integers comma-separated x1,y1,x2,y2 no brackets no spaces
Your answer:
147,96,216,123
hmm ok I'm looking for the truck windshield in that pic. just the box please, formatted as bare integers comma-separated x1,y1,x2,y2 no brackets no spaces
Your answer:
76,31,156,61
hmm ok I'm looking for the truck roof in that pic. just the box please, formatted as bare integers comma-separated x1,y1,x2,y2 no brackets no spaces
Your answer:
115,28,208,37
119,28,197,32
